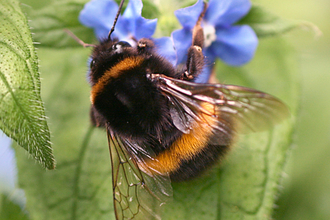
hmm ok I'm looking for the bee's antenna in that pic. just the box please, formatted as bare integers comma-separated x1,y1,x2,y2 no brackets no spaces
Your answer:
64,29,96,47
108,0,125,40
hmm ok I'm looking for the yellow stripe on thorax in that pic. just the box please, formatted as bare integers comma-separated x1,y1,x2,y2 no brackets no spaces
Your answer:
142,102,217,175
90,56,144,104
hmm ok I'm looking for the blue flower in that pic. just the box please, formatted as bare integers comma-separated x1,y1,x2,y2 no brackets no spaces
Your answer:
0,131,25,207
79,0,156,42
172,0,258,82
79,0,176,64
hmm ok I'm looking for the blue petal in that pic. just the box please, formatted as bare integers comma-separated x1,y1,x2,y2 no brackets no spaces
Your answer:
174,0,204,29
0,132,16,192
172,29,193,65
205,0,251,26
210,25,258,66
194,64,214,83
79,0,119,39
134,17,157,39
123,0,143,18
154,37,176,66
115,16,156,42
120,0,152,39
114,18,130,40
80,0,156,41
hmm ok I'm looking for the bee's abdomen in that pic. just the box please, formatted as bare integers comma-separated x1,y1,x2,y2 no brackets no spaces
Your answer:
169,144,229,181
141,103,233,181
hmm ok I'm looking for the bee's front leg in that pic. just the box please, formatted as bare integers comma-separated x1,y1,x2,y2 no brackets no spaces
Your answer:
137,38,155,56
182,3,207,81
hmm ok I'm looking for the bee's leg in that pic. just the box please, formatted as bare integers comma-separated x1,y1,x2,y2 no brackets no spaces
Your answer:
184,31,204,80
182,3,207,81
137,38,155,56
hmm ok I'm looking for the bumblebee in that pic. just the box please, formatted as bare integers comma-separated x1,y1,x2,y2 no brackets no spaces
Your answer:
69,0,289,219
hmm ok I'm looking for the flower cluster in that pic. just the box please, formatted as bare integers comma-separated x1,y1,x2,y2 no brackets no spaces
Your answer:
79,0,258,83
173,0,258,82
79,0,176,64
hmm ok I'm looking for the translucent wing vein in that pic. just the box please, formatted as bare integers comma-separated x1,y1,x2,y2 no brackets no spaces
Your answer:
107,127,172,220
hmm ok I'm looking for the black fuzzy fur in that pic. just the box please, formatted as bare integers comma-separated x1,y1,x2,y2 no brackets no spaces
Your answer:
169,144,230,182
89,36,229,181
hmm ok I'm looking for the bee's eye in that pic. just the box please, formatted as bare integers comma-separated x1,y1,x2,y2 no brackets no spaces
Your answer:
112,41,131,53
90,59,96,69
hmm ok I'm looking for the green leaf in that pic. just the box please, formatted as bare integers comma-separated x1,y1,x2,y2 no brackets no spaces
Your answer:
22,0,95,48
15,48,113,219
0,194,29,220
0,0,54,169
15,36,298,219
140,0,160,19
239,4,308,37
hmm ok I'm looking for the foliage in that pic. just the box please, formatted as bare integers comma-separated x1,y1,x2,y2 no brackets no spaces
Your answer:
0,0,303,219
0,0,54,169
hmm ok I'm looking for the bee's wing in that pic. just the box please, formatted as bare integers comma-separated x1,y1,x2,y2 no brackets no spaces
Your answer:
152,74,290,138
107,127,172,220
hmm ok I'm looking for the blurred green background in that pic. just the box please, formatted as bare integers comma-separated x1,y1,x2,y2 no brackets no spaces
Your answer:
1,0,330,219
257,0,330,219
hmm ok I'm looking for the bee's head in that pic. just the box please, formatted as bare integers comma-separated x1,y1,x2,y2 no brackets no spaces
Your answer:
88,38,134,85
88,0,131,85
